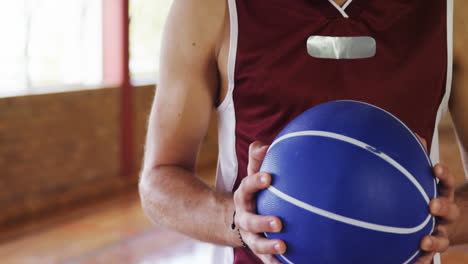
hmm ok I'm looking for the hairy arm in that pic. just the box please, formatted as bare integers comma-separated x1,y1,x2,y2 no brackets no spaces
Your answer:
138,0,240,246
448,0,468,245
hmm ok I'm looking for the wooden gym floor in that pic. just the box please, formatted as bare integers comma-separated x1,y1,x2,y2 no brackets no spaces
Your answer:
0,166,216,264
1,165,467,264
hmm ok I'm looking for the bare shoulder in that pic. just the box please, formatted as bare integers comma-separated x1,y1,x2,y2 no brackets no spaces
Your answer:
158,0,228,102
164,0,227,57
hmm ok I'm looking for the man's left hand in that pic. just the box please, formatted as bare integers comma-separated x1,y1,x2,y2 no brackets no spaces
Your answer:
414,163,461,264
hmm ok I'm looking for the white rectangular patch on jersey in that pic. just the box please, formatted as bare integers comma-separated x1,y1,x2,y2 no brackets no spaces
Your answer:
307,36,376,59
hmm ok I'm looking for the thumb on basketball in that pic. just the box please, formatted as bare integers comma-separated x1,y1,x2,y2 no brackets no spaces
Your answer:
248,141,269,175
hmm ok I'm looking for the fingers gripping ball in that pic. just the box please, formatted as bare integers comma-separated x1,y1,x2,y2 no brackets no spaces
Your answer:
256,101,437,264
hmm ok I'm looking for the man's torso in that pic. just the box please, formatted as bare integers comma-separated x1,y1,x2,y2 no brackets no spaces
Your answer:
213,0,451,263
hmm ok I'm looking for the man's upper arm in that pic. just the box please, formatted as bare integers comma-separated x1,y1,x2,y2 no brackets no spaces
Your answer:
449,0,468,177
142,0,226,173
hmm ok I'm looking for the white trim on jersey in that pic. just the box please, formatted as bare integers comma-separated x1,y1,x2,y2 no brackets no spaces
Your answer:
429,0,454,165
213,0,240,263
431,0,453,263
342,0,353,10
327,0,351,18
215,0,239,194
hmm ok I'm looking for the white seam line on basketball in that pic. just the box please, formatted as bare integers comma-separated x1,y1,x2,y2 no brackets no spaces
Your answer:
279,254,294,264
402,249,421,264
338,100,432,166
431,215,436,235
355,101,430,163
327,0,349,18
269,130,431,204
268,186,432,234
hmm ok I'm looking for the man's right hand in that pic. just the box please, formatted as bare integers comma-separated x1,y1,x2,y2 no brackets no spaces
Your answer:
233,141,287,264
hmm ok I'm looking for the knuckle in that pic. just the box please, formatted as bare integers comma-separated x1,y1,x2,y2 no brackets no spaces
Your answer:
241,175,250,185
251,246,261,255
240,177,252,193
440,199,450,213
441,241,450,252
440,198,451,211
247,162,253,172
237,213,248,230
246,173,259,187
249,143,254,154
439,200,456,217
436,225,448,236
233,189,242,205
249,141,260,154
245,173,256,186
244,216,256,231
251,236,271,255
444,173,454,186
432,237,440,249
249,237,262,253
434,237,448,252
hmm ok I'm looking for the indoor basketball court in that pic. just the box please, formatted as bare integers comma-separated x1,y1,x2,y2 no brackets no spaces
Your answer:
1,0,467,264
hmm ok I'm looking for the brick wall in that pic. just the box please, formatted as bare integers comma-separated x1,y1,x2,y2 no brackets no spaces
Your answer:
0,85,219,228
0,88,122,226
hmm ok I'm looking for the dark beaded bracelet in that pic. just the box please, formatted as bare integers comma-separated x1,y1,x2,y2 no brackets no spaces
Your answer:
237,228,249,249
231,210,249,249
231,210,237,230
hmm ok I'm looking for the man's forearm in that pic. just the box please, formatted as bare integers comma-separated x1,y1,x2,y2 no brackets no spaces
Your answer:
139,165,241,247
451,183,468,245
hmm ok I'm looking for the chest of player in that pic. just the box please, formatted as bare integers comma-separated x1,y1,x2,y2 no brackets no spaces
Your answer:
232,0,447,143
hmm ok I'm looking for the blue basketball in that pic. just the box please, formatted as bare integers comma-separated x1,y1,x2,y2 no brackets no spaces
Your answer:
256,101,437,264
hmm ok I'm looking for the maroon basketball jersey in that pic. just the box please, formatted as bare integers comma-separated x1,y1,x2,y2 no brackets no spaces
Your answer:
214,0,453,263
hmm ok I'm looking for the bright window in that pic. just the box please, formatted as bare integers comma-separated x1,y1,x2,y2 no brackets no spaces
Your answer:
0,0,102,98
0,0,173,98
129,0,172,84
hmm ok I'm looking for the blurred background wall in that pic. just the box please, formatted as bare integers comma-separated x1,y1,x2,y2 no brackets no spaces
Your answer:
0,0,193,229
